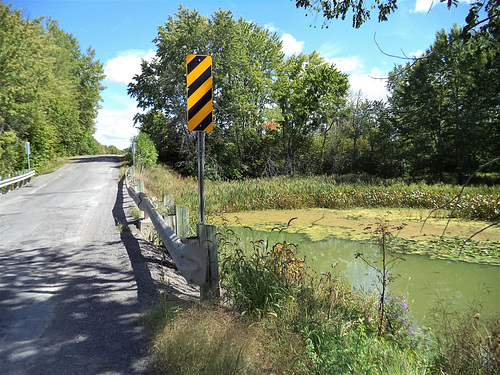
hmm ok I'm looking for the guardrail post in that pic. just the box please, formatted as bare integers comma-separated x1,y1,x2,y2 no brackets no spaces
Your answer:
13,172,19,190
162,194,175,214
5,174,11,193
175,205,190,239
198,224,219,300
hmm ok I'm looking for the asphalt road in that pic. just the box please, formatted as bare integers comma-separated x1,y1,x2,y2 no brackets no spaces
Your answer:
0,155,157,375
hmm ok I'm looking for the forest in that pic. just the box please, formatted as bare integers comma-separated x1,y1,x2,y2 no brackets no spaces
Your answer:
0,4,108,176
128,6,499,183
1,2,498,183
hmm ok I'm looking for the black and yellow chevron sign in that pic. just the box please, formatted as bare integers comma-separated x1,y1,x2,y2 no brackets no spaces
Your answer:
186,54,213,132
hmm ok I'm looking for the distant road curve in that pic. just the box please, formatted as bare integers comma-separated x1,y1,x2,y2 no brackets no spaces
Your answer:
0,155,155,375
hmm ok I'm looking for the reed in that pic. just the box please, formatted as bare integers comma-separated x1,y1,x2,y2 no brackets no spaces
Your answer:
140,165,500,222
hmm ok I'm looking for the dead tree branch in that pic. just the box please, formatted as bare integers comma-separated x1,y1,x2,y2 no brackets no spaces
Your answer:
420,157,500,241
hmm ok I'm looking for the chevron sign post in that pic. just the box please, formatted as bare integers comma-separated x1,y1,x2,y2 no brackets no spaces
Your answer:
186,54,213,132
186,54,214,225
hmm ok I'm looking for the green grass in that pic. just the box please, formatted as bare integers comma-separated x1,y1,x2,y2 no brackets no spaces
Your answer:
140,164,500,222
34,156,74,175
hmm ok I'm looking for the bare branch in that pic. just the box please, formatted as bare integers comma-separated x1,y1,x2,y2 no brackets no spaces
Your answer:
459,221,500,257
421,157,500,238
373,32,415,60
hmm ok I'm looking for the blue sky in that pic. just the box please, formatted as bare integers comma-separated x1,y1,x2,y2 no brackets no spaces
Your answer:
6,0,473,149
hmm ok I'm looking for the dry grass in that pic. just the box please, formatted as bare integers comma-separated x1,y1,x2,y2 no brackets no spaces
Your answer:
148,303,284,375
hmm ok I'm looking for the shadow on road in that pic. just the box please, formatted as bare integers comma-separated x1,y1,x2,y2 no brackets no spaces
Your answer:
71,155,124,164
0,178,158,374
112,180,160,306
0,243,151,375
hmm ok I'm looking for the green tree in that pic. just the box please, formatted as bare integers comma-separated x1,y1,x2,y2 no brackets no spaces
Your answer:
387,25,499,181
128,7,283,179
274,51,349,174
0,131,24,176
0,4,105,172
133,132,158,171
317,93,391,175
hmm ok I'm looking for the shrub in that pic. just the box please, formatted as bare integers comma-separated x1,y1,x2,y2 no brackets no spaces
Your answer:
219,235,305,317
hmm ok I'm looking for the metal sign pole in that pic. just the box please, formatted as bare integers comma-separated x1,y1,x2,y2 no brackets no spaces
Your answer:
132,142,136,168
25,142,30,170
198,132,205,224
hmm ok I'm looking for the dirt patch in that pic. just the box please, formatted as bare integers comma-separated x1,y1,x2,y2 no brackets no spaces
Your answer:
213,208,500,244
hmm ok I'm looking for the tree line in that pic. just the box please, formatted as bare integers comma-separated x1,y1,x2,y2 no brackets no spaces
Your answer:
0,4,106,176
129,6,498,183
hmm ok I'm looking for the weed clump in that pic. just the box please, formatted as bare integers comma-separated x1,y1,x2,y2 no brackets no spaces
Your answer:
216,226,429,373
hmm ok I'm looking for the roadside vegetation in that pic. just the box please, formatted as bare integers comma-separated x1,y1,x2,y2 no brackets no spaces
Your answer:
0,4,122,177
138,164,499,222
145,224,500,374
126,158,499,373
132,162,500,372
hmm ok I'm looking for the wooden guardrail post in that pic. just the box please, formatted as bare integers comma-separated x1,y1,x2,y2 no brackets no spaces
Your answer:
162,194,175,214
175,206,190,239
198,224,219,300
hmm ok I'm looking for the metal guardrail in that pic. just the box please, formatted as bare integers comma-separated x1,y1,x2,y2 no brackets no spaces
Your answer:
0,170,36,191
125,168,207,286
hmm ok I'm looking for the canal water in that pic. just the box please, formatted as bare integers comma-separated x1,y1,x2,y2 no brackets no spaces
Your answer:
230,227,500,327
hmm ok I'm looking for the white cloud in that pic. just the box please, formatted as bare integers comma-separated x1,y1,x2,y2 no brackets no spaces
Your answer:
348,68,388,101
409,50,425,58
104,49,155,84
324,56,388,100
325,56,363,72
414,0,471,12
94,102,139,149
280,33,304,56
97,49,155,148
414,0,435,13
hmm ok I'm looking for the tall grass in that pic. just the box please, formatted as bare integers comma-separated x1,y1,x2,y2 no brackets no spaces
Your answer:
150,304,270,375
147,225,499,374
140,165,500,221
218,227,430,373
